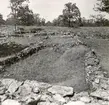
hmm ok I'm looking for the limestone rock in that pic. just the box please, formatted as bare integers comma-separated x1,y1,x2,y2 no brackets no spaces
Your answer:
0,86,6,95
80,96,91,103
32,87,40,94
0,66,3,72
41,94,53,102
7,80,23,94
94,78,100,84
1,99,21,105
53,94,66,103
90,89,109,101
48,85,73,96
25,95,41,105
24,80,51,90
0,95,7,102
1,79,15,88
38,101,60,105
37,102,52,105
18,83,32,96
64,101,86,105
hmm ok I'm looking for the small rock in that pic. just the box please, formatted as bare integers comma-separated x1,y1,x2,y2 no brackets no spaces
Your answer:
0,85,6,95
90,89,109,101
41,94,53,102
26,95,41,105
64,101,86,105
94,78,100,84
48,85,73,96
32,87,40,94
53,94,66,103
7,80,23,94
0,95,7,102
1,79,15,88
38,102,52,105
24,80,51,90
1,99,21,105
18,83,32,96
80,96,91,103
0,66,3,71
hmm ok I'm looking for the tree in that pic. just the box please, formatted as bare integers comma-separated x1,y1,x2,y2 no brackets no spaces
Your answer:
90,14,108,26
95,0,109,13
63,2,81,27
52,2,81,27
9,0,29,30
17,5,34,25
33,14,46,26
52,15,64,26
41,18,46,26
0,14,5,25
34,14,40,25
46,21,52,26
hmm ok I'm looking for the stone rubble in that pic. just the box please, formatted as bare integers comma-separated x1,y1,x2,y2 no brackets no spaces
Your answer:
0,77,108,105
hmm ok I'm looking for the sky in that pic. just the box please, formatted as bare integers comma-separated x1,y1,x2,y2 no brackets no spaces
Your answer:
0,0,107,21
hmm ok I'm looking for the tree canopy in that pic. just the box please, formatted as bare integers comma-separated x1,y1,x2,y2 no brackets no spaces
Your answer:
52,2,81,27
17,5,34,25
95,0,109,13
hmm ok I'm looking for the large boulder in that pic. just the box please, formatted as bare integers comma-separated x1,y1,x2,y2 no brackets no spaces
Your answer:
48,85,73,96
1,99,21,105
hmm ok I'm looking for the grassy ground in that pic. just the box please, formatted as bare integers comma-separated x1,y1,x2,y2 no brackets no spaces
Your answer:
0,25,109,92
0,36,89,92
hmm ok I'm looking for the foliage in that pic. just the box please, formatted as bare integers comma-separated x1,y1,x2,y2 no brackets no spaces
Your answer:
52,2,81,27
45,21,53,26
9,0,29,29
81,14,109,26
0,14,5,25
17,5,34,26
95,0,109,13
34,14,46,26
63,3,81,27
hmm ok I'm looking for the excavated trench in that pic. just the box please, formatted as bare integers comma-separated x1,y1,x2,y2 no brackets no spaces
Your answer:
0,35,101,92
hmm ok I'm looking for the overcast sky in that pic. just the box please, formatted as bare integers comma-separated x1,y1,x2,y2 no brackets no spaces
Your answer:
0,0,107,21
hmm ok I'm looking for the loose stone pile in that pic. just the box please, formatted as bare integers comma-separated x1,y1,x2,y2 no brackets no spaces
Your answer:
0,77,108,105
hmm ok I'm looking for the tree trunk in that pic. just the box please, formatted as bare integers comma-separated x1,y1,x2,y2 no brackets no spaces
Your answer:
14,8,17,32
68,18,70,27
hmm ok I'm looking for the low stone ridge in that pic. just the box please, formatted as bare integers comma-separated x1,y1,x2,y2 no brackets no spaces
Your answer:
0,77,108,105
0,42,45,69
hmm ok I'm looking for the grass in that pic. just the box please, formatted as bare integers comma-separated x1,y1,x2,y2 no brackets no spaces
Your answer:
0,25,109,92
